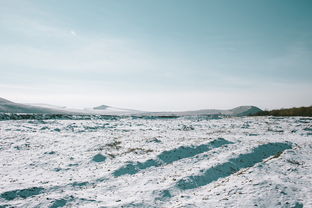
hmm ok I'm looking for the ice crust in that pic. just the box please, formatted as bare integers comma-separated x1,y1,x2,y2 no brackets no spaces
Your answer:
0,116,311,207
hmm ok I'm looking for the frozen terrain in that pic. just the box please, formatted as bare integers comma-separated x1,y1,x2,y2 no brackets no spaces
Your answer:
0,116,311,207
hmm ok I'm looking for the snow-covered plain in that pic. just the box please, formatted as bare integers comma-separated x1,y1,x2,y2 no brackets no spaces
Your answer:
0,116,311,207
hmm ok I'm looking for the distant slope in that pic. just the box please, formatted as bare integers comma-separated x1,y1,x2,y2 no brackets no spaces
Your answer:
93,105,109,110
91,104,141,114
253,106,312,117
137,106,262,117
0,97,69,114
229,106,263,116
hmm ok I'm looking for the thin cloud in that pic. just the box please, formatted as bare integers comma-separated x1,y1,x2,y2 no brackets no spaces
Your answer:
70,30,77,36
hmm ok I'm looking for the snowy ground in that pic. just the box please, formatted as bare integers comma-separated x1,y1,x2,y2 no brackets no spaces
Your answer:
0,116,311,208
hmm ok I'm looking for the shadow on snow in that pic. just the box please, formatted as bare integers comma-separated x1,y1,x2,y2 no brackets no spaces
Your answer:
113,138,233,177
176,142,292,190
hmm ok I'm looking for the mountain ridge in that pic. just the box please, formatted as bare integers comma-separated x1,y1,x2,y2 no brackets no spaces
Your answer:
0,97,262,116
138,105,262,116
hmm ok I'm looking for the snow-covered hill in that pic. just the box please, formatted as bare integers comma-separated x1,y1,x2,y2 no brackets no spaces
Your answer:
89,104,141,114
0,98,68,114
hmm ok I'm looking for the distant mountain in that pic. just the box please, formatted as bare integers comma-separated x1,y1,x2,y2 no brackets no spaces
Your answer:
93,105,109,110
229,106,263,116
0,97,13,104
138,106,262,117
91,104,141,114
0,97,262,116
0,97,68,114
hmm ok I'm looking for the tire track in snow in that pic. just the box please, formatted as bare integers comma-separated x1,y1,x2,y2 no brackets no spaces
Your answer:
153,142,292,204
113,138,233,177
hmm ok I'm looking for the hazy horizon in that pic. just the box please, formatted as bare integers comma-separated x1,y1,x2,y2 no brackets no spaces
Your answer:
1,0,312,111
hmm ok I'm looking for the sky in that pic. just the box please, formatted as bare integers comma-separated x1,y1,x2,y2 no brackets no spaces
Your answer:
0,0,312,111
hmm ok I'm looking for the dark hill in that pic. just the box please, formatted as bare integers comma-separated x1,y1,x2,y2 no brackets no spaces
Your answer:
253,106,312,117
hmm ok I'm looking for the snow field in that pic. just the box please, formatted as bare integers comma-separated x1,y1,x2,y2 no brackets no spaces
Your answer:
0,116,311,207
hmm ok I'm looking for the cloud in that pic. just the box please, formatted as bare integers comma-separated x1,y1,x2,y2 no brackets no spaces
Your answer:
0,38,152,73
70,30,77,36
0,1,155,75
0,18,154,75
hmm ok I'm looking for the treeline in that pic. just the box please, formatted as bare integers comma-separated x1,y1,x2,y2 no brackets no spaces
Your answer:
253,106,312,117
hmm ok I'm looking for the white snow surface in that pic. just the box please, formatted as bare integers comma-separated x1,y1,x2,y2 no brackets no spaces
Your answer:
0,116,311,207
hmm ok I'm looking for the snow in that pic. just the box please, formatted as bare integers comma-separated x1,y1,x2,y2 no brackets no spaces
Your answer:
0,116,311,207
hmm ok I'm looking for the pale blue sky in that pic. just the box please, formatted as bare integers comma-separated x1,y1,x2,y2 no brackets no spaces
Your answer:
0,0,311,110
